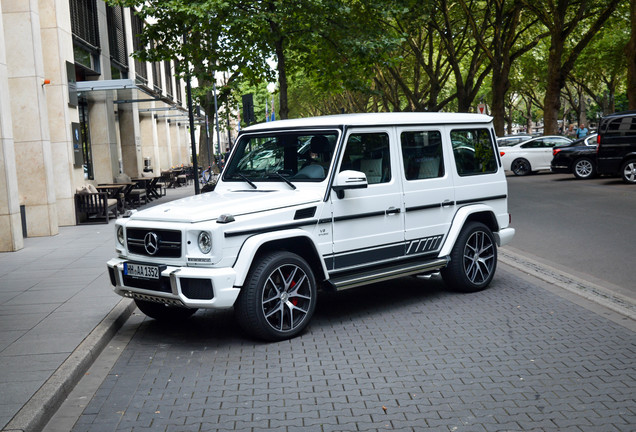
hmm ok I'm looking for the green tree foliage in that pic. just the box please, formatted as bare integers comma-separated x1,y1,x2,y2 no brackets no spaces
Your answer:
115,0,634,135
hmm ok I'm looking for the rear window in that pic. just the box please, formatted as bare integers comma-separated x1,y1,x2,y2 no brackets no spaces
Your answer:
450,129,498,176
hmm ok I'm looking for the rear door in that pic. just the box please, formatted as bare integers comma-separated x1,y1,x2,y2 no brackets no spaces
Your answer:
398,127,455,256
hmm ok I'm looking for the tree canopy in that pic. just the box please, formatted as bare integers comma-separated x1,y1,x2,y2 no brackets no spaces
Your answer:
113,0,633,137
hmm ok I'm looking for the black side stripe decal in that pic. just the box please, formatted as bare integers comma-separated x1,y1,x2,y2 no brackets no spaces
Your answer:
456,194,507,205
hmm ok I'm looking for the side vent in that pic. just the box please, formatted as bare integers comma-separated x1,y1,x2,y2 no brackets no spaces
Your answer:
294,206,317,220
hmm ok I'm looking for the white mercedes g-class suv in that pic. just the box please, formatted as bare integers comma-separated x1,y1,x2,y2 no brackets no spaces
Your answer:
107,113,514,340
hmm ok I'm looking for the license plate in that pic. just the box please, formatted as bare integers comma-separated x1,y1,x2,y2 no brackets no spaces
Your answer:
124,263,160,279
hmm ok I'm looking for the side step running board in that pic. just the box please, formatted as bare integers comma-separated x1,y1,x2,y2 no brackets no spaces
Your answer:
327,257,450,291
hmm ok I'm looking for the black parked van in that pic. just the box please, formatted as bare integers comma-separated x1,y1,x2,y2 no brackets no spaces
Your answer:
596,111,636,184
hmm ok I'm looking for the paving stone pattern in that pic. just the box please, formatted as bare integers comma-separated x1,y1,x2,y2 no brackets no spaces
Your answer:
72,270,635,432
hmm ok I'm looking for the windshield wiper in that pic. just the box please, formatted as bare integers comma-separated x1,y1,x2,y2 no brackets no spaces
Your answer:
232,173,257,189
270,172,296,190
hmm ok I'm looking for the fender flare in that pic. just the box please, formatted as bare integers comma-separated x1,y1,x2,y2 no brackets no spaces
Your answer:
232,229,329,287
438,204,498,257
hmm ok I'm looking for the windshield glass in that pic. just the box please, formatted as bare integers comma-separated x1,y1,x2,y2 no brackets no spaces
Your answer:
224,131,338,182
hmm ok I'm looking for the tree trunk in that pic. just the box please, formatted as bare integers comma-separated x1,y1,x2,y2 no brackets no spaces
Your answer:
542,37,566,135
491,64,510,136
275,36,289,119
626,0,636,109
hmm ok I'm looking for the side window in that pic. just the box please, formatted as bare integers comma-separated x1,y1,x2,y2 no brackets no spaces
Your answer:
400,130,444,180
521,140,542,149
607,117,636,137
340,132,391,184
450,129,498,176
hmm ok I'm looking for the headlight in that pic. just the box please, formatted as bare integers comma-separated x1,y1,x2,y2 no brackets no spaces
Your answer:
117,226,125,246
198,231,212,254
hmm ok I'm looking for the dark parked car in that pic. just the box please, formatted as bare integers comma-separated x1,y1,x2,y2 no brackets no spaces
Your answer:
551,134,598,179
596,111,636,184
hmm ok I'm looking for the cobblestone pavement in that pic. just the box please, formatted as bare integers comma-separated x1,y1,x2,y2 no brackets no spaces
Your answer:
67,266,635,432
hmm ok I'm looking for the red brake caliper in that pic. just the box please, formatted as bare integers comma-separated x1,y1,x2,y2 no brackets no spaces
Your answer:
290,280,298,306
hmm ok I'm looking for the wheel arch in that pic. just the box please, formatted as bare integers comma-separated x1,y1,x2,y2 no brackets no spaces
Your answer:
233,230,328,287
438,205,499,257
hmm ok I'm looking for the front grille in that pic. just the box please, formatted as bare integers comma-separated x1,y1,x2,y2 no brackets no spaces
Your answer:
127,228,182,258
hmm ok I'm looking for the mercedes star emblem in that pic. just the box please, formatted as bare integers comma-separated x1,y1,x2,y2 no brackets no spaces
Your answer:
144,232,159,255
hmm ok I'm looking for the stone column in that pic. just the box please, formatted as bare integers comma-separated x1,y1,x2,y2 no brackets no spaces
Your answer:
39,0,79,226
88,0,119,183
157,116,170,171
0,0,23,251
117,103,142,176
138,107,157,175
3,0,58,237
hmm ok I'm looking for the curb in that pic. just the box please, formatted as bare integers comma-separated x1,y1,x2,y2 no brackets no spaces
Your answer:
499,248,635,320
2,299,135,432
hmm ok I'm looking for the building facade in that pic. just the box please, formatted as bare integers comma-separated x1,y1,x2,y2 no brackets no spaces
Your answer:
0,0,194,252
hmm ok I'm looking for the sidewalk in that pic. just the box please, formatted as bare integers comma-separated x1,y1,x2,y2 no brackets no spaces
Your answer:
0,185,196,432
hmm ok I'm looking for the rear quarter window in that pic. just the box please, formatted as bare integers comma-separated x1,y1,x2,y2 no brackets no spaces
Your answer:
450,129,498,176
604,116,636,138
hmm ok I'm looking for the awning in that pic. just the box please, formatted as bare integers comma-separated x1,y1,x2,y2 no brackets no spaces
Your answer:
76,79,185,112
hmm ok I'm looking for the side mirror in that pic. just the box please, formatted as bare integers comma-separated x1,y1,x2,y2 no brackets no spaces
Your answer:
332,170,368,199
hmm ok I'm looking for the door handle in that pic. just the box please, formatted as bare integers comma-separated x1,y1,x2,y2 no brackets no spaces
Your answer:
442,200,455,207
386,207,401,215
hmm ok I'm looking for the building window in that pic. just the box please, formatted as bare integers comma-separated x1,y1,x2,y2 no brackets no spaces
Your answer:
69,0,100,74
107,4,128,79
174,60,182,104
78,97,94,180
152,58,162,93
164,61,173,99
130,10,147,84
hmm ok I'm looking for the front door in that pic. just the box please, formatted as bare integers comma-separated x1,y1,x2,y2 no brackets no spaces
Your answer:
328,128,405,273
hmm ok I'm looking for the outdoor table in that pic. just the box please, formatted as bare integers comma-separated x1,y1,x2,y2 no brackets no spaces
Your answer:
131,177,160,200
96,184,127,210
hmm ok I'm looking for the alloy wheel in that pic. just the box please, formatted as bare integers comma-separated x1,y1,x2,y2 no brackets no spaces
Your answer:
462,230,495,285
261,263,313,333
622,161,636,184
574,159,594,179
511,159,530,176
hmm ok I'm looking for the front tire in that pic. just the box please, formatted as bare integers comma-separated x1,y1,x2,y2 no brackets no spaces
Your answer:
442,222,497,293
511,158,531,176
134,299,197,321
235,251,317,341
573,157,596,179
620,159,636,184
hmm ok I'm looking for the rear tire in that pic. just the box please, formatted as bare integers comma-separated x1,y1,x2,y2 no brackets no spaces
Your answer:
235,251,317,341
511,158,531,176
620,159,636,184
134,299,197,321
442,222,497,293
573,157,596,179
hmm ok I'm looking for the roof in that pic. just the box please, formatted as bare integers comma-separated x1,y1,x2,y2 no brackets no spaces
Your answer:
242,112,493,132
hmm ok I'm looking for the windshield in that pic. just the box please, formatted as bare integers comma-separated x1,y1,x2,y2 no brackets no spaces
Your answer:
224,131,339,183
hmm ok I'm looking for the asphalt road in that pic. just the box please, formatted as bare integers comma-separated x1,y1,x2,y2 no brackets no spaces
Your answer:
506,172,636,301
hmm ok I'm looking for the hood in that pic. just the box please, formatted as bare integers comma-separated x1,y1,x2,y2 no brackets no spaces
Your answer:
129,189,323,223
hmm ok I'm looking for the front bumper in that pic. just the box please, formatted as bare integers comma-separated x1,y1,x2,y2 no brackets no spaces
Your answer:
107,258,240,309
